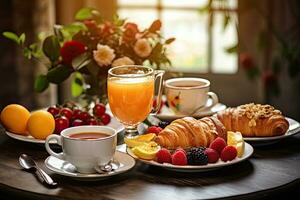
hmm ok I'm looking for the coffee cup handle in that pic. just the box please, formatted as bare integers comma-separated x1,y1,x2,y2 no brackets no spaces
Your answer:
206,92,219,110
45,135,64,160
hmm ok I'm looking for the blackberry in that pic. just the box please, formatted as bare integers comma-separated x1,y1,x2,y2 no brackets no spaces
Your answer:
158,121,170,128
187,147,208,165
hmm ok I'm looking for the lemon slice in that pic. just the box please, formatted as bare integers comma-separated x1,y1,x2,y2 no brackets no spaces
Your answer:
132,141,160,160
124,133,156,148
227,131,245,157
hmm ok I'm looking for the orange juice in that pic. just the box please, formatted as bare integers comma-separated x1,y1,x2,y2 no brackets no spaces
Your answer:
108,77,154,125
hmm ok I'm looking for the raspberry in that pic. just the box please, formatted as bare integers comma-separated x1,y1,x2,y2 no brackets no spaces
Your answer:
186,147,208,165
175,148,186,154
209,137,227,153
204,148,219,163
147,126,163,135
156,148,172,164
220,146,237,162
171,150,187,165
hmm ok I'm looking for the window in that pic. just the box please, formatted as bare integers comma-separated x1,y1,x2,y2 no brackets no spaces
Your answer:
118,0,238,74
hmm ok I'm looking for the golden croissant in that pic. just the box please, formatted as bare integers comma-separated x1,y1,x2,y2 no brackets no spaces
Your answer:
216,103,289,137
155,116,227,149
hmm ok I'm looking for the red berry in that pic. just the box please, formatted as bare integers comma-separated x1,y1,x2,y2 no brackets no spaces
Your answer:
93,103,106,117
220,146,237,162
204,148,219,163
60,108,73,120
101,113,111,125
239,52,255,70
47,106,60,117
72,109,82,119
72,119,84,127
79,111,91,122
209,137,227,153
55,116,69,134
175,148,186,154
156,148,172,164
147,126,163,135
171,151,187,165
86,118,98,125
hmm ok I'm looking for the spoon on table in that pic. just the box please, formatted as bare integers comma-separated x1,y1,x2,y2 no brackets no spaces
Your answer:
19,154,57,187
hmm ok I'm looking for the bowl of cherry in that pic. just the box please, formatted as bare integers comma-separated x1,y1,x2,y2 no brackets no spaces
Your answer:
47,102,111,134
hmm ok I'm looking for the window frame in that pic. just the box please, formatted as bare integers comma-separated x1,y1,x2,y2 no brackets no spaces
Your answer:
117,0,238,75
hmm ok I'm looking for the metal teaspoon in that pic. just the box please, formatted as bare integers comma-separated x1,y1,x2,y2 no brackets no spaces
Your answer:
19,154,57,187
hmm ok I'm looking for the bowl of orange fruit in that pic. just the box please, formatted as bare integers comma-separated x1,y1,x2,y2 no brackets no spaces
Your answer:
1,103,121,144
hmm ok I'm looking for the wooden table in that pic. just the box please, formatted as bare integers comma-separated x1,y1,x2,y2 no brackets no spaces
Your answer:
0,126,300,200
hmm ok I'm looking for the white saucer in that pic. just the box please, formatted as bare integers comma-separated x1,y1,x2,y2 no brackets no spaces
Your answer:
156,103,226,121
44,151,135,180
127,143,253,172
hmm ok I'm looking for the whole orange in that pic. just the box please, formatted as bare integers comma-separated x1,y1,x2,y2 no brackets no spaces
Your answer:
27,110,55,139
0,104,30,135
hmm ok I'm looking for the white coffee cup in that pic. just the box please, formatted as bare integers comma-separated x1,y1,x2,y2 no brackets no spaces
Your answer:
45,126,117,174
165,77,219,115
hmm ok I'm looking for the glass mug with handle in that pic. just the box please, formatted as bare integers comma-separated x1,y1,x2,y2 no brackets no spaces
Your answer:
108,65,164,137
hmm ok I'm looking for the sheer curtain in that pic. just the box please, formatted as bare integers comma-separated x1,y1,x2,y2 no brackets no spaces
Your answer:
0,0,56,110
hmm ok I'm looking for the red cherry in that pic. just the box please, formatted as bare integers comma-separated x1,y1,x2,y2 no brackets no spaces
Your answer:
86,118,98,125
60,108,73,120
79,111,91,122
93,103,106,117
55,116,69,134
47,106,60,117
72,109,82,119
72,119,84,126
101,113,111,125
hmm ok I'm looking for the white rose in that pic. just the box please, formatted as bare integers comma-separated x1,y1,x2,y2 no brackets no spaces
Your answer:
93,44,115,66
133,39,152,58
112,56,135,67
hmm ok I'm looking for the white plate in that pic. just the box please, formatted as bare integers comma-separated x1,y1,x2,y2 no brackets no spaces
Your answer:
127,143,253,172
156,103,226,122
44,151,135,180
243,117,300,145
5,116,124,144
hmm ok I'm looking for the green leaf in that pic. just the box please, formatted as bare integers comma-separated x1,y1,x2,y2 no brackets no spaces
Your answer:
23,47,32,59
72,52,91,70
19,33,26,45
113,14,125,26
225,43,238,54
86,62,100,77
3,32,20,44
75,8,93,20
71,72,84,97
42,35,60,62
47,64,72,84
34,75,49,93
29,43,43,58
53,25,64,41
165,38,176,45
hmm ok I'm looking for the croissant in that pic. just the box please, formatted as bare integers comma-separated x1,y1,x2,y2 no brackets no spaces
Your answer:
155,116,227,149
217,103,289,137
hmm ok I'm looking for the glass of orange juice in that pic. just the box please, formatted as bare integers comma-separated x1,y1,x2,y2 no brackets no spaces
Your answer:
108,65,164,137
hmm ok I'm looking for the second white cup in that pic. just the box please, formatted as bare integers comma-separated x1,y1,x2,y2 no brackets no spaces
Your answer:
165,77,219,115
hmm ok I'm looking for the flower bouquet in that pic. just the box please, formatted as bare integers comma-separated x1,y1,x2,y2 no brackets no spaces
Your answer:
3,8,175,103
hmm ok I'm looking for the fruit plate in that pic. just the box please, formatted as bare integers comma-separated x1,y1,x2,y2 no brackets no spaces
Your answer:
243,117,300,146
126,142,254,172
5,116,124,144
